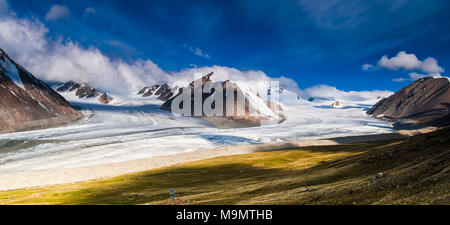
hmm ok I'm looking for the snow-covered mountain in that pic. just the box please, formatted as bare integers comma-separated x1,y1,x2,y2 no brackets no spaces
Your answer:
56,82,114,104
0,47,82,134
137,83,178,101
264,84,306,107
160,72,285,127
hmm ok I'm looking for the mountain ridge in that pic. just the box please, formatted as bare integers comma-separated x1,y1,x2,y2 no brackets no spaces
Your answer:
0,47,82,134
56,81,114,104
368,77,450,125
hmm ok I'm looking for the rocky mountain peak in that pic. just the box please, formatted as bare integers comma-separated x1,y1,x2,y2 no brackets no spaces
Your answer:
56,81,80,92
188,72,213,88
332,100,340,107
0,47,82,133
368,77,450,122
0,48,5,60
160,72,285,128
98,92,114,104
75,82,100,98
137,83,174,101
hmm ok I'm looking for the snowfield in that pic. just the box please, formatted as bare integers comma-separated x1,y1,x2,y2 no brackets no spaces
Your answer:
0,90,394,173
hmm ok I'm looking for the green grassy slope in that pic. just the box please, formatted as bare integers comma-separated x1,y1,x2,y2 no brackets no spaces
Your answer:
0,128,448,205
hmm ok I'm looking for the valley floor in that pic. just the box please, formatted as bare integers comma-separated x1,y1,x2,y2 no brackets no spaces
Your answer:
0,97,394,177
0,127,448,205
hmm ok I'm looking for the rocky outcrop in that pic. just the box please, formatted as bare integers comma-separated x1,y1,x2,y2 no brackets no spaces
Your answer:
154,84,174,101
56,81,80,92
368,77,450,123
331,100,340,107
137,83,174,101
75,83,100,98
138,85,159,97
98,93,114,104
0,47,82,134
161,72,284,128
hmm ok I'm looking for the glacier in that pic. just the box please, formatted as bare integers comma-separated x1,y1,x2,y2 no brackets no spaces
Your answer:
0,89,394,173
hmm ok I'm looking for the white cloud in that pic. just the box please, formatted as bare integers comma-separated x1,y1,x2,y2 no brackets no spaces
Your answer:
45,5,69,21
390,72,442,82
0,12,170,94
361,64,374,71
363,51,445,81
275,76,302,94
182,43,210,58
302,84,393,102
169,67,304,98
167,65,291,89
377,51,444,74
408,72,426,80
392,77,406,82
408,72,442,81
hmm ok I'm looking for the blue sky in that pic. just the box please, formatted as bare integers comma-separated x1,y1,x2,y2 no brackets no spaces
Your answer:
4,0,450,92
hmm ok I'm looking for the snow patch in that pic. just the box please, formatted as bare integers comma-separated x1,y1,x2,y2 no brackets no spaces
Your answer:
0,56,25,90
235,82,279,118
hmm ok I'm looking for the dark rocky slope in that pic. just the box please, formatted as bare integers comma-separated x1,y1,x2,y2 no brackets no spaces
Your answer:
137,83,175,101
368,77,450,124
0,47,82,134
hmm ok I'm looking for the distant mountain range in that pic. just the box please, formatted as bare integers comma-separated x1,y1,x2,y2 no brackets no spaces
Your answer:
2,44,449,134
56,81,114,104
0,47,82,134
56,81,177,104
